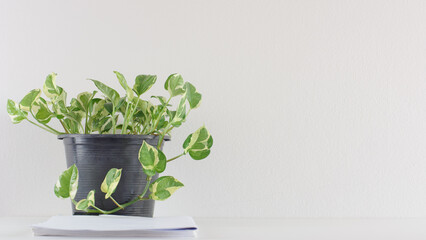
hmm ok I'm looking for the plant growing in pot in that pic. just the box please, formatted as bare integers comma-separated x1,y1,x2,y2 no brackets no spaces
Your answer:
6,71,213,217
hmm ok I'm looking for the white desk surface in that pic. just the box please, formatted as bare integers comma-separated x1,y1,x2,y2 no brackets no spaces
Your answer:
1,217,426,240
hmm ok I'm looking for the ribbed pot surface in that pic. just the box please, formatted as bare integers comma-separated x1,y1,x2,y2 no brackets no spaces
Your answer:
58,134,168,217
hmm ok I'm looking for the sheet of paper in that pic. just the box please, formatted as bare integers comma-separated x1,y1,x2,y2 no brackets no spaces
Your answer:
32,215,197,237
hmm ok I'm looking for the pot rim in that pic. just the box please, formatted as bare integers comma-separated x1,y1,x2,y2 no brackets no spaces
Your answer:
58,134,171,141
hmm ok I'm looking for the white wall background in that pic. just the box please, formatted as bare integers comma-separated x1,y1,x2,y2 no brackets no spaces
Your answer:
1,0,426,218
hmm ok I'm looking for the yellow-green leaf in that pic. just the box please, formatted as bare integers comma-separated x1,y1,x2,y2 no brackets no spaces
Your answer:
183,82,202,109
164,73,185,97
54,164,79,199
6,99,27,124
43,73,61,99
19,89,41,112
32,97,53,124
138,141,166,177
149,176,184,201
75,190,95,211
134,75,157,96
101,168,122,199
183,126,213,160
114,71,134,100
89,79,120,107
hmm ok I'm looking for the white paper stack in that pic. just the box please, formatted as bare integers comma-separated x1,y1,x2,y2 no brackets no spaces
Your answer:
32,215,197,237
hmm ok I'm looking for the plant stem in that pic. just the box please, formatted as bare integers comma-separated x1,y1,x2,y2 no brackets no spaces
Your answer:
29,111,63,135
150,96,171,133
26,119,60,135
129,97,141,131
90,205,107,214
59,119,70,134
157,126,174,149
121,102,131,134
73,178,153,215
167,153,185,162
111,111,116,134
110,196,124,209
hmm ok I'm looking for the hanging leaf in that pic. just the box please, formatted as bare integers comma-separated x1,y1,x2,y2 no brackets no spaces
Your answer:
149,176,184,201
54,164,79,199
19,89,41,112
183,126,213,160
183,82,202,109
134,75,157,96
138,141,166,177
7,99,27,124
164,74,185,97
101,168,122,199
75,190,95,211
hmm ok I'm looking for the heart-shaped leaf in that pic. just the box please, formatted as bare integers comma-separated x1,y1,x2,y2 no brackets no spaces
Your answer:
101,168,122,199
149,176,184,201
54,164,79,199
183,126,213,160
7,99,27,124
138,141,166,177
134,75,157,96
76,190,95,211
19,89,41,112
164,74,185,97
183,82,202,109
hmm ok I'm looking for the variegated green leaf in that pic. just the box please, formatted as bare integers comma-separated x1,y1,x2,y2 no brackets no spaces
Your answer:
134,75,157,96
138,141,166,177
89,79,120,107
170,96,187,127
6,99,27,124
31,97,53,124
19,89,41,112
149,176,184,201
101,168,122,199
183,82,202,109
54,164,79,199
183,126,213,160
43,73,61,99
114,71,134,100
71,91,97,113
75,190,95,211
164,73,185,97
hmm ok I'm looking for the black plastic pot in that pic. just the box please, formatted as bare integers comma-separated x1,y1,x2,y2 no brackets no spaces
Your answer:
58,134,169,217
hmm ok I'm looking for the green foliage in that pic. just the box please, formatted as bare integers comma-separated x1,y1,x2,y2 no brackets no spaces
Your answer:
76,190,95,211
54,164,79,199
10,71,214,214
149,176,184,201
7,99,27,124
101,168,122,199
134,75,157,96
183,126,213,160
6,71,209,137
138,141,166,177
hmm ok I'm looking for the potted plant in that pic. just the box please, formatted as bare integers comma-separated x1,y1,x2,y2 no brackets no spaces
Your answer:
6,71,213,217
